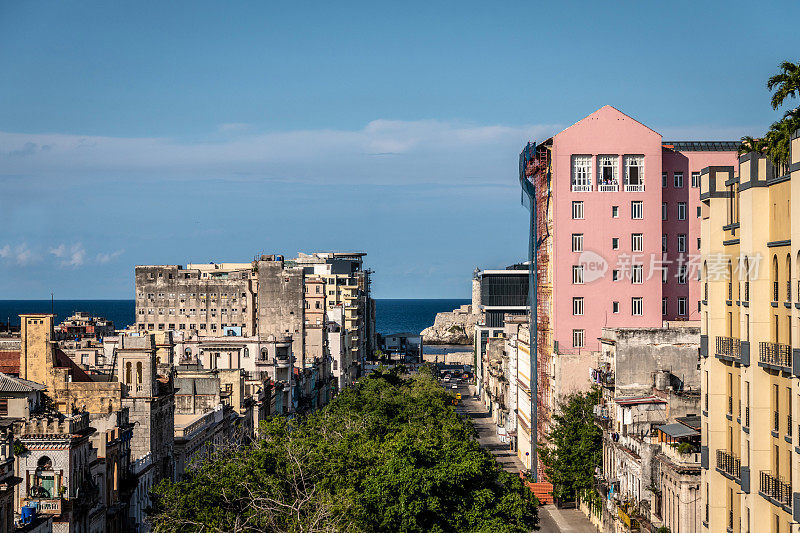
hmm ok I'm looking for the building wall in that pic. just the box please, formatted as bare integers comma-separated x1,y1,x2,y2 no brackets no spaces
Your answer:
552,106,664,354
601,325,700,396
134,264,255,336
662,149,738,322
701,138,800,533
256,260,305,365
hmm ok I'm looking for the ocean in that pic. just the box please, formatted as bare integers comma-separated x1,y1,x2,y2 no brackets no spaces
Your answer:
0,298,469,336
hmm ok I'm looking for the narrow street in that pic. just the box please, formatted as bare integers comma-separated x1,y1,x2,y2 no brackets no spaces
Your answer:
454,382,597,533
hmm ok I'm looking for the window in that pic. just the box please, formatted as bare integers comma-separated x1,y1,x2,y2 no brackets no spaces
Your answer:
573,297,584,316
678,234,687,253
674,172,684,188
697,237,701,249
662,234,667,252
662,172,667,187
662,267,668,283
632,297,643,315
677,202,687,220
662,297,668,315
612,205,619,218
678,265,687,284
697,205,701,218
572,329,585,348
571,155,592,191
612,270,619,281
572,265,584,284
572,233,584,252
631,264,643,284
612,238,619,250
597,155,618,189
692,171,701,188
572,201,584,219
612,301,619,313
678,297,687,316
631,201,643,219
623,155,644,189
662,202,668,220
0,399,7,417
631,233,643,252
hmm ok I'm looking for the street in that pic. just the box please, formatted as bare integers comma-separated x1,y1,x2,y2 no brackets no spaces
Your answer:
451,380,597,533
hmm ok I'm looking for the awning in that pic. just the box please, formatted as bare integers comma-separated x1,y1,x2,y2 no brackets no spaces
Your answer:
656,423,699,439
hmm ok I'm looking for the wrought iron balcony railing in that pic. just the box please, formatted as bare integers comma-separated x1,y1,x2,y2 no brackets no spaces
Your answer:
759,342,791,369
760,471,791,507
716,336,740,359
716,449,740,480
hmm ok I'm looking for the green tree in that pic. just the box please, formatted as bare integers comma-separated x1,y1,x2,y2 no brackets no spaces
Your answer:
742,60,800,165
150,368,538,532
767,61,800,110
538,388,602,503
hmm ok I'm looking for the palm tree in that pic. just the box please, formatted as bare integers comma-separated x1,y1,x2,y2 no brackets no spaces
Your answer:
738,136,765,155
767,61,800,110
763,109,800,168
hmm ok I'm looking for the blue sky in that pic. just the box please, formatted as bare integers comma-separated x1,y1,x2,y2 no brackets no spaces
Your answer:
0,0,797,299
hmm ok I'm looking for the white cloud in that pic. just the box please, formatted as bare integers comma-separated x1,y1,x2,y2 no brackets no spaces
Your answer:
50,243,87,267
96,249,124,264
0,243,37,265
0,120,560,186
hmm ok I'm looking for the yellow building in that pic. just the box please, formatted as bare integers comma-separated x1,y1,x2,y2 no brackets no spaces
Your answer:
701,128,800,533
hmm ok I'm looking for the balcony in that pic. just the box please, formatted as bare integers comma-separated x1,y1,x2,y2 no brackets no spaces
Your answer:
571,183,592,192
624,183,645,192
617,502,640,529
598,182,619,192
21,497,63,515
662,443,701,467
715,336,740,363
759,342,791,371
760,471,791,507
716,449,740,480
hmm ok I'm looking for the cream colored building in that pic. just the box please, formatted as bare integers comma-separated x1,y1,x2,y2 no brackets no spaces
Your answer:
700,128,800,533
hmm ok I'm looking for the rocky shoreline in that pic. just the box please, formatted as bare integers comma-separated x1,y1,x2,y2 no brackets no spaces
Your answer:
420,304,480,345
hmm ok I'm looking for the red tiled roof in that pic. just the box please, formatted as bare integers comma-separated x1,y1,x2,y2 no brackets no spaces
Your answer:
0,351,20,375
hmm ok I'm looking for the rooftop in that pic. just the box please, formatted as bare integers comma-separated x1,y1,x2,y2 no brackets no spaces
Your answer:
657,422,699,439
662,141,740,152
0,373,45,393
614,395,668,406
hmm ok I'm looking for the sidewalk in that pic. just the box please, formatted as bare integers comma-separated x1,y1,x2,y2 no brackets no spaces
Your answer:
457,385,597,533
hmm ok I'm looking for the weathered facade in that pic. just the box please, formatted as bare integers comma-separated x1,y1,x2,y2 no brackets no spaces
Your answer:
591,324,701,532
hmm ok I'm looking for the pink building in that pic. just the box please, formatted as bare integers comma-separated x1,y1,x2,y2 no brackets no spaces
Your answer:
526,106,738,356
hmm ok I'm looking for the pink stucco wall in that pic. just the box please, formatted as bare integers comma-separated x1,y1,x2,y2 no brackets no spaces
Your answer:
550,106,737,353
661,149,738,321
552,106,664,353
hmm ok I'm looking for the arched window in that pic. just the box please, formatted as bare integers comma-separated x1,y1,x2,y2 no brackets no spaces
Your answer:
136,362,143,384
125,362,132,385
773,255,779,302
243,347,249,358
185,347,192,359
260,348,268,361
33,456,54,498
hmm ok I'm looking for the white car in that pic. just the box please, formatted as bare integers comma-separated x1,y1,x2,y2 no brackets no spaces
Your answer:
450,384,458,390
